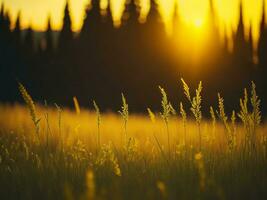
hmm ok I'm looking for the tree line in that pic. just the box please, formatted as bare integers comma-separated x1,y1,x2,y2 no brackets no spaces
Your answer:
0,0,267,114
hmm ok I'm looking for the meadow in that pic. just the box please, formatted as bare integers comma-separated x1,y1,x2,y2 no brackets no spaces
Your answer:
0,80,267,200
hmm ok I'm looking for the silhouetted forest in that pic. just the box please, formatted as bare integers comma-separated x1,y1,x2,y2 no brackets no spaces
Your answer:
1,0,267,115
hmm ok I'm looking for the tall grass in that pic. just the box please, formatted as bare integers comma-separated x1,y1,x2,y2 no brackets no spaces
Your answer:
179,102,187,145
148,108,169,163
93,100,101,149
55,103,62,148
216,94,231,150
44,100,52,149
159,86,175,157
181,79,203,151
73,96,81,115
209,106,216,141
18,82,41,137
238,82,261,152
0,79,266,200
119,93,129,146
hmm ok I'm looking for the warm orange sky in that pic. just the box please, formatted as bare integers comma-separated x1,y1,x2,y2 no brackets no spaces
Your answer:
0,0,266,45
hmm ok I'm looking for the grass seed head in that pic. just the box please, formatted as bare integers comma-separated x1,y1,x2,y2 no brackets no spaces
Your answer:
18,82,40,135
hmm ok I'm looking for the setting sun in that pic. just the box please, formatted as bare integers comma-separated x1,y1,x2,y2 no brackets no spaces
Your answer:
194,18,204,28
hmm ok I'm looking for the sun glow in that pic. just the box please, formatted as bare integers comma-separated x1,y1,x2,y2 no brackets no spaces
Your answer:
0,0,266,44
194,18,204,28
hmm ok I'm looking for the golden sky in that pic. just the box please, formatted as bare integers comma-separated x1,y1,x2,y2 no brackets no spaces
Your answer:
0,0,266,45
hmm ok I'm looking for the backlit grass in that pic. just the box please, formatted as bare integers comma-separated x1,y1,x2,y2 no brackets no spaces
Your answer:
0,81,267,200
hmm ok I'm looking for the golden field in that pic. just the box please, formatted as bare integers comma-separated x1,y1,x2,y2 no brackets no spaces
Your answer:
0,82,267,200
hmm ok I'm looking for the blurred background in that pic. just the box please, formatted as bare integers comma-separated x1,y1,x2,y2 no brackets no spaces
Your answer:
0,0,267,115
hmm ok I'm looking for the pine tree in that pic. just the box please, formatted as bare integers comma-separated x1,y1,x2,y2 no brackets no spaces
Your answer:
145,0,165,38
126,0,139,26
0,3,4,31
258,1,267,67
46,15,53,53
80,0,101,40
3,11,11,35
58,1,73,50
248,25,254,64
144,0,165,53
233,2,251,67
101,0,113,28
13,12,21,47
146,0,161,26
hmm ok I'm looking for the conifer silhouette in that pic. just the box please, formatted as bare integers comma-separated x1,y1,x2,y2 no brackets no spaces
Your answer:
13,12,21,47
45,16,53,53
233,2,251,67
58,1,73,50
258,1,267,67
